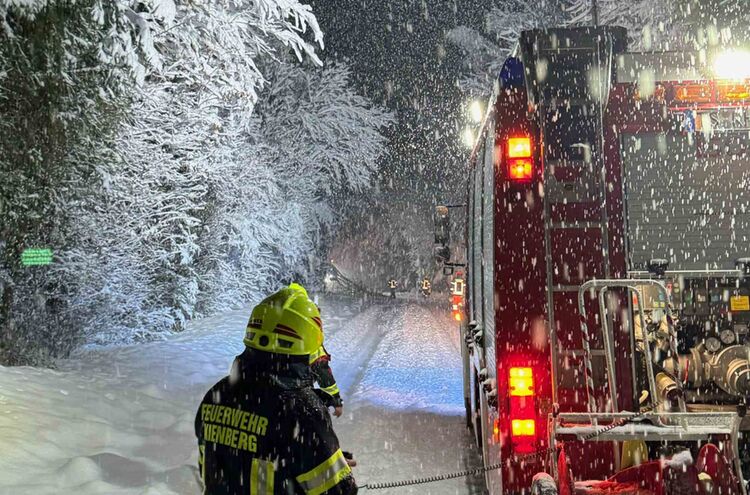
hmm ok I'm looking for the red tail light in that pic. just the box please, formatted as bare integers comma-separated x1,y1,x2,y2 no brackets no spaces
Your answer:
508,366,537,453
506,136,533,182
508,159,533,181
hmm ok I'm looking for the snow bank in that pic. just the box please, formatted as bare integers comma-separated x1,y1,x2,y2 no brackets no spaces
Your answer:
0,307,250,494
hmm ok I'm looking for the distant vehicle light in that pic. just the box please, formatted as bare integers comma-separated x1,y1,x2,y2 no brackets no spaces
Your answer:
507,137,532,158
469,101,483,123
714,50,750,80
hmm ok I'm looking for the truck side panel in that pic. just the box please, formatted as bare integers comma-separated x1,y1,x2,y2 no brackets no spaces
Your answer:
493,88,550,490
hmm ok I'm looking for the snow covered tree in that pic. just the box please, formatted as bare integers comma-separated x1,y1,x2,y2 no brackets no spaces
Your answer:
564,0,677,48
1,0,392,361
0,0,162,363
447,0,680,97
56,3,390,345
194,59,394,314
68,0,327,342
331,199,434,292
674,0,750,49
447,0,568,96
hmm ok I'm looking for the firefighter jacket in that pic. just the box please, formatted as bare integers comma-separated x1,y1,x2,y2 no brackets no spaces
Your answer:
309,346,342,408
195,348,357,495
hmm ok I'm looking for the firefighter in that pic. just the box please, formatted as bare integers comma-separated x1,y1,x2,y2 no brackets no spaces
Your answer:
387,278,397,299
310,345,344,417
285,284,344,417
420,277,431,297
195,285,357,494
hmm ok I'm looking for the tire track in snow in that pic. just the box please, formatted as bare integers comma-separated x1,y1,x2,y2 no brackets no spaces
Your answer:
353,302,465,415
328,301,485,495
321,302,407,401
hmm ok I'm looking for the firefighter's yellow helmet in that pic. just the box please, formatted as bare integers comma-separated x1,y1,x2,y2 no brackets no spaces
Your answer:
288,282,309,297
244,285,323,356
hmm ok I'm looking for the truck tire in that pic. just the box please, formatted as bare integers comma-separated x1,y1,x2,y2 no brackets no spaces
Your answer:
464,396,472,428
472,371,483,449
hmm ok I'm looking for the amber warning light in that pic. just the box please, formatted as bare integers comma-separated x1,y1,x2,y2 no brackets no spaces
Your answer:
506,136,533,181
507,137,531,158
509,367,534,397
511,419,536,437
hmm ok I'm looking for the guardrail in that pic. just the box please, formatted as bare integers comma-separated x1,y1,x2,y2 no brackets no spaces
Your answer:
325,263,390,302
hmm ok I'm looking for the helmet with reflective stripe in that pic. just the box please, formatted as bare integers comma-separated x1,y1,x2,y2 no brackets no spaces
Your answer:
244,285,323,356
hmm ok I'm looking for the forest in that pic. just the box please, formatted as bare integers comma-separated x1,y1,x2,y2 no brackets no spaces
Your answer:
0,0,393,364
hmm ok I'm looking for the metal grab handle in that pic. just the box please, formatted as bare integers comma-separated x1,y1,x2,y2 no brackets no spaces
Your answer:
596,286,618,412
577,279,677,416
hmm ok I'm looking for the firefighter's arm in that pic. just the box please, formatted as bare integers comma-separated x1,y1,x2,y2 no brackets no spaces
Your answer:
294,409,357,494
311,350,343,410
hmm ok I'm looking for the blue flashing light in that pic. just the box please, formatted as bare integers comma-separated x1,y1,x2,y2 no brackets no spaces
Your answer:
681,110,696,133
500,57,524,89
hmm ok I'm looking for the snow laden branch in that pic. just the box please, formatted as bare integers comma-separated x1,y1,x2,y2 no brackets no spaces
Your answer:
0,0,167,362
1,0,392,362
446,0,678,97
446,0,567,96
60,26,389,344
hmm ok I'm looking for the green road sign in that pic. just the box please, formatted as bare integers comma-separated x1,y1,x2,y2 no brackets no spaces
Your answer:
21,248,53,266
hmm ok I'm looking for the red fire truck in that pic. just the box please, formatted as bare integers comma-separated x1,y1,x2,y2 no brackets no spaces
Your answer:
459,26,750,494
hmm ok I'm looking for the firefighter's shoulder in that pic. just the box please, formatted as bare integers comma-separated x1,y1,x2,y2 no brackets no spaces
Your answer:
198,375,239,408
287,387,332,430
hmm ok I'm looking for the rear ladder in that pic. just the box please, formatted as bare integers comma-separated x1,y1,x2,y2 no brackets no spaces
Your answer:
521,26,631,414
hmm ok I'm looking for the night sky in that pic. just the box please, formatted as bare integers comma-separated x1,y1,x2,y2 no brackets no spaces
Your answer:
310,0,488,202
310,0,489,276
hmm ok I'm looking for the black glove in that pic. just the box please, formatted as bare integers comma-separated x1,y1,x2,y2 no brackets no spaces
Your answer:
313,388,341,409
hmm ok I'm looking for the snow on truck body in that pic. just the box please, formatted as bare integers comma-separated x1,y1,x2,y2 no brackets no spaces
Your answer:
461,26,750,493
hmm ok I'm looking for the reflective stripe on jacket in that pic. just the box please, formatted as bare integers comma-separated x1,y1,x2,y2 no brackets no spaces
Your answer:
195,349,356,494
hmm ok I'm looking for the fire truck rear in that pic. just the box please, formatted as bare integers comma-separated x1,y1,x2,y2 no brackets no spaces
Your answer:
455,25,750,494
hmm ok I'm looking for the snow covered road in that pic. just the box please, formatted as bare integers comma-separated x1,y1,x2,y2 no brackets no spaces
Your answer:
0,296,483,494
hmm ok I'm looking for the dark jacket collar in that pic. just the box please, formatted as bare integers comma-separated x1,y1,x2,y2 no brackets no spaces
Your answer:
230,348,313,390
